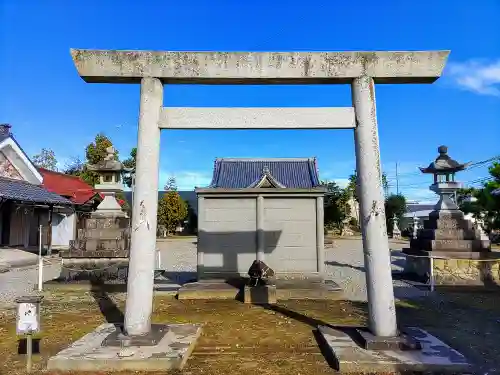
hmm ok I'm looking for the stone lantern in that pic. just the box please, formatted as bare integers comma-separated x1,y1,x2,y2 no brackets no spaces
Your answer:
419,145,469,213
57,146,132,283
87,146,133,217
403,145,495,289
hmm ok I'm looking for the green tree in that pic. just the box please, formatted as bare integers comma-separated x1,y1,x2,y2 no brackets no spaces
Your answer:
384,194,407,235
157,177,188,235
63,156,85,176
61,134,130,213
322,180,351,233
347,171,389,201
456,187,476,207
460,162,500,232
164,177,177,191
79,133,117,186
347,173,358,201
122,147,136,188
186,202,198,233
32,148,58,171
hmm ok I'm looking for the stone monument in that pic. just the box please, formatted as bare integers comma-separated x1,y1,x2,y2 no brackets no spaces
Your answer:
411,214,420,239
391,215,401,239
243,260,277,304
403,146,500,287
57,146,131,283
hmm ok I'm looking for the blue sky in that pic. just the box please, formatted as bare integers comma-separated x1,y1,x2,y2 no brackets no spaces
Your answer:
1,0,499,202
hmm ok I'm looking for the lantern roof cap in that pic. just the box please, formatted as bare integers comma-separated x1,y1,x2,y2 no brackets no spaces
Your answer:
86,146,133,172
419,145,470,174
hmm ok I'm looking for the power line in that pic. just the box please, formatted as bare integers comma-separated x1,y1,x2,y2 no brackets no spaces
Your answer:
384,154,500,181
397,176,493,189
395,162,399,195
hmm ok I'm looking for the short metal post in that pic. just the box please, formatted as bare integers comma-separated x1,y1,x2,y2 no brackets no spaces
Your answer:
26,333,33,372
429,256,435,292
38,225,43,292
156,248,161,269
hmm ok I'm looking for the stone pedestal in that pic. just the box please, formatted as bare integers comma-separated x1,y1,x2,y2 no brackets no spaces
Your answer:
243,284,277,304
409,210,490,252
318,325,470,373
58,214,130,282
47,323,202,372
403,210,496,287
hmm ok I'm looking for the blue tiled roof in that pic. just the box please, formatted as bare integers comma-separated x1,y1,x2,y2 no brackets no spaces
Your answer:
0,177,73,206
209,158,321,189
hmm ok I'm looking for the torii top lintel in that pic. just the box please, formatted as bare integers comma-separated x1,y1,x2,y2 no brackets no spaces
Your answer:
70,49,450,84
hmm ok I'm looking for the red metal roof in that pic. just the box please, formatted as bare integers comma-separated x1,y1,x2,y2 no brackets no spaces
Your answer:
38,168,100,205
39,168,126,206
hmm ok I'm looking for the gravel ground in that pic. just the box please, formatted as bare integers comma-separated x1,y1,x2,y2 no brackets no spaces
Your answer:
0,257,61,308
0,237,425,308
325,238,429,301
157,238,197,284
157,237,427,301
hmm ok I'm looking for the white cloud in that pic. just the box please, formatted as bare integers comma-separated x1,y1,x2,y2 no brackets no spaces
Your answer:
159,170,212,190
447,59,500,97
333,178,350,188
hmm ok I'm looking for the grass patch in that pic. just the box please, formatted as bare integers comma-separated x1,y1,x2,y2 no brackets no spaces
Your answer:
0,294,365,375
1,291,500,374
157,235,197,240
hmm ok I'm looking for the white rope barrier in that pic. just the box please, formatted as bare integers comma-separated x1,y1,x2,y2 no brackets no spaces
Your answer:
399,252,500,261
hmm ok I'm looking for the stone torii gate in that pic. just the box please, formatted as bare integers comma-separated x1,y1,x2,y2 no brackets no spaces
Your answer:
71,50,449,341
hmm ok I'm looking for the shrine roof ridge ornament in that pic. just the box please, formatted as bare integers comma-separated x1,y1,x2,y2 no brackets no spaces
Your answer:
70,49,450,84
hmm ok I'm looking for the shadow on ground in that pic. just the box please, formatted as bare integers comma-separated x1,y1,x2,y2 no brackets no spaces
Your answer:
87,274,500,374
259,302,365,371
324,260,365,272
256,294,500,374
90,280,124,324
325,249,410,273
160,271,197,285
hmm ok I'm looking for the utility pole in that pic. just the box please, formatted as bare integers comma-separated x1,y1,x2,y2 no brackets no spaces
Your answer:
396,162,400,195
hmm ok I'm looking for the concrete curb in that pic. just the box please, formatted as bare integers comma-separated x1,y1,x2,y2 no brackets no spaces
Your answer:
0,263,10,273
0,257,39,273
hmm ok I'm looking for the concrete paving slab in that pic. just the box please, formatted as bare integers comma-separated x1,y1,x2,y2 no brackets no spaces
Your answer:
178,281,239,300
0,248,39,269
318,325,470,373
47,323,202,372
178,279,344,301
